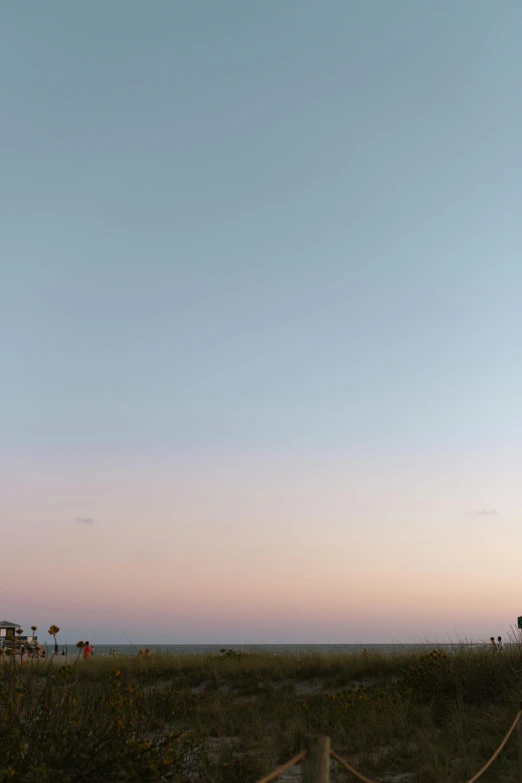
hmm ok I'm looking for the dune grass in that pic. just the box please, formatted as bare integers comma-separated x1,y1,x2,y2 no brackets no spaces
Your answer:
2,644,522,781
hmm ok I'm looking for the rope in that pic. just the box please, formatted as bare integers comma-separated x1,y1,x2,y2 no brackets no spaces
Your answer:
255,750,307,783
330,710,522,783
330,749,377,783
464,710,521,783
256,710,522,783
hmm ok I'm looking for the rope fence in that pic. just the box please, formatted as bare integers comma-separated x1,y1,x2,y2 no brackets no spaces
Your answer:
255,705,522,783
256,751,307,783
465,709,521,783
330,748,376,783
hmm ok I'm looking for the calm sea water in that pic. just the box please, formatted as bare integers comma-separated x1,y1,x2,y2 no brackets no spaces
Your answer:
49,643,476,658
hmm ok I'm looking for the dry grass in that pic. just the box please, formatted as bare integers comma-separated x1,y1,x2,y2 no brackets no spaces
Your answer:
2,644,522,781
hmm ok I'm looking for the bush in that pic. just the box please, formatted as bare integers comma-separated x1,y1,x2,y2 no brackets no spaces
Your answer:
0,658,200,781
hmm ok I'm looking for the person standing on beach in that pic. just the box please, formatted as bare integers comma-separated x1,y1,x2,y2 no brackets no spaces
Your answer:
497,636,503,650
91,644,95,657
490,637,496,650
83,641,91,659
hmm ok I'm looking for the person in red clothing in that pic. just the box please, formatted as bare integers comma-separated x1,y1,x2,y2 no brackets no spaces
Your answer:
83,641,91,659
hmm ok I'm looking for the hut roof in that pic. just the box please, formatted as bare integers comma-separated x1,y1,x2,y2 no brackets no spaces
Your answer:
0,621,20,628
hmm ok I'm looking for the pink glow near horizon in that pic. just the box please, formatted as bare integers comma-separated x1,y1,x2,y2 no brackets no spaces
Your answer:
2,449,521,643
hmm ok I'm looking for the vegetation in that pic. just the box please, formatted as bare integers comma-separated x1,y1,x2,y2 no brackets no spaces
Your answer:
48,625,60,652
0,656,200,782
1,644,522,781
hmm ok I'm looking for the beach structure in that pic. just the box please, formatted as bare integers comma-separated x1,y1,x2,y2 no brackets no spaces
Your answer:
0,620,38,648
0,620,19,645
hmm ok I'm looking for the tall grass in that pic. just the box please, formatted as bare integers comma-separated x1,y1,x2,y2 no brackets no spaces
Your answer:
2,645,522,781
0,655,200,781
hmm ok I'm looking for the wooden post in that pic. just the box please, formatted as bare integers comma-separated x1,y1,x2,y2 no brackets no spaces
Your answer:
517,701,522,783
303,735,330,783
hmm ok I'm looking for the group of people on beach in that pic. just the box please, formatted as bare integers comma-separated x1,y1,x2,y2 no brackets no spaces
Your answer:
138,648,151,657
490,636,503,650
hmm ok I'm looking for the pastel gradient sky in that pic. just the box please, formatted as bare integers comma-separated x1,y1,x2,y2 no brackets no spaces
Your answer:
2,1,522,644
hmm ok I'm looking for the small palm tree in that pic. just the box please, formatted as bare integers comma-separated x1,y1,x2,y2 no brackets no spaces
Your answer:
76,640,86,659
31,625,38,634
16,628,23,637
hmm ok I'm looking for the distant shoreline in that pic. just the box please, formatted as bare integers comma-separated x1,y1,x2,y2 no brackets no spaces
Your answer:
8,641,493,660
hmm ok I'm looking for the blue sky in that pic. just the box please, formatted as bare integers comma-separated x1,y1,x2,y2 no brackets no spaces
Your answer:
2,1,522,642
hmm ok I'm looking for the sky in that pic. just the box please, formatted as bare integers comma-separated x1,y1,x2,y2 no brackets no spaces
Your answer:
1,0,522,645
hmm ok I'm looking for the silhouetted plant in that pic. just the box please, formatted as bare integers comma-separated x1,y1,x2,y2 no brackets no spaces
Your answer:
76,640,86,659
48,624,60,655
